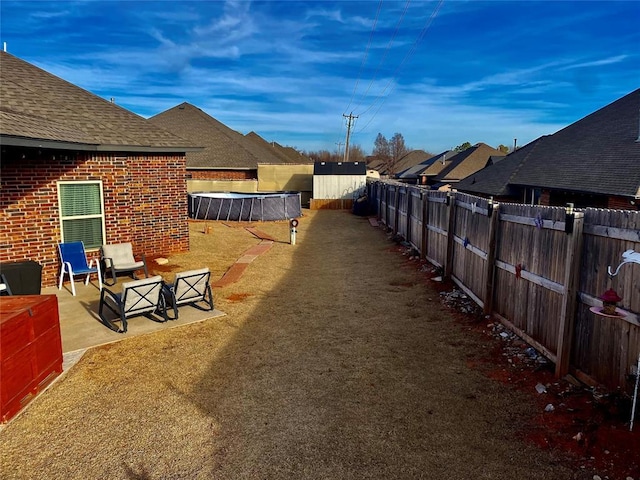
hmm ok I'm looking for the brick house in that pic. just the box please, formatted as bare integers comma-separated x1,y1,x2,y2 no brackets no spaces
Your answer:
0,51,199,287
456,89,640,209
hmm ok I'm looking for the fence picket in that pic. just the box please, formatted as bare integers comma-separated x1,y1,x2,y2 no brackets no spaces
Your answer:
369,180,639,393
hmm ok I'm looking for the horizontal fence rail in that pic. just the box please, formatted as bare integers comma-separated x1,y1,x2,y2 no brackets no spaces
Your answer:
367,180,640,393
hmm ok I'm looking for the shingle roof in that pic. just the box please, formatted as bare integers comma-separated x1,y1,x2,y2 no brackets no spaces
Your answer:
434,143,505,182
245,132,312,164
392,150,434,176
398,150,453,179
456,138,546,196
0,51,195,152
456,89,640,199
149,103,285,169
366,156,386,172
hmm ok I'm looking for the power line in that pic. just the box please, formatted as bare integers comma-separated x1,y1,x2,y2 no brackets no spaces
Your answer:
343,0,384,115
356,0,444,134
351,0,412,114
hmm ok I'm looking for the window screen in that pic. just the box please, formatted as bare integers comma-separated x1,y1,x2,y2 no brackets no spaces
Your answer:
58,182,105,248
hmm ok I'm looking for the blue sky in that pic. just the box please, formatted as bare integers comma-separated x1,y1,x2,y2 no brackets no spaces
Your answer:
1,1,638,155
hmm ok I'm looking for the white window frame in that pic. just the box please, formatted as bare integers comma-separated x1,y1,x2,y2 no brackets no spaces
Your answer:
57,180,106,250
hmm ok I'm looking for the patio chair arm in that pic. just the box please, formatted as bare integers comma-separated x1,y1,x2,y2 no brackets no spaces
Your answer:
102,256,115,268
100,286,119,302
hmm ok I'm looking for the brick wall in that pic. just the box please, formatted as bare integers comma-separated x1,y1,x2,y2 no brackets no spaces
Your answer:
0,148,189,287
189,169,256,180
607,195,638,210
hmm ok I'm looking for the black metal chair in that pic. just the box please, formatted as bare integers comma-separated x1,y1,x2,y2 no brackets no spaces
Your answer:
98,275,167,333
163,268,214,320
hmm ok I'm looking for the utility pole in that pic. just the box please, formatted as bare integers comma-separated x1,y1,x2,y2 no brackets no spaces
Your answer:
335,142,344,160
342,112,358,162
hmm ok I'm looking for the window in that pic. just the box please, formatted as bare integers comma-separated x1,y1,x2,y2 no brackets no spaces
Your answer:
57,181,105,249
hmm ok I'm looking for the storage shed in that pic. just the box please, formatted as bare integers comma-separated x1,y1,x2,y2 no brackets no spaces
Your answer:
311,161,367,210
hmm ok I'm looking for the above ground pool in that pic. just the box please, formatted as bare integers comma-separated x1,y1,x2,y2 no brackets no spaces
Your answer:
188,192,301,221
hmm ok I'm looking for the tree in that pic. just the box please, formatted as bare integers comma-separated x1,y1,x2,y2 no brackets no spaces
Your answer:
386,132,408,175
389,133,408,161
305,149,339,162
373,133,390,159
348,144,366,162
454,141,472,152
497,144,510,153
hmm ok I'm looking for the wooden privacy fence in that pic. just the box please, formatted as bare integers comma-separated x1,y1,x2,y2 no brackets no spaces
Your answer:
368,181,640,393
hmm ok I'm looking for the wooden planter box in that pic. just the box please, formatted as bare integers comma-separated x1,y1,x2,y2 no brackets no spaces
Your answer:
1,295,62,423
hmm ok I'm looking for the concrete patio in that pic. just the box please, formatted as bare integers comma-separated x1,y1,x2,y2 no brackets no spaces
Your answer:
42,277,225,368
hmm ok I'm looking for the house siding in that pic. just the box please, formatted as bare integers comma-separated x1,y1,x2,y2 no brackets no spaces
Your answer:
0,149,189,287
189,169,257,180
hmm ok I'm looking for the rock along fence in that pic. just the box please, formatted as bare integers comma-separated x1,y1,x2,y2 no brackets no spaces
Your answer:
368,180,640,394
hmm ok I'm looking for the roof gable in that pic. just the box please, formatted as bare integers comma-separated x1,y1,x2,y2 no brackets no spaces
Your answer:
435,143,505,182
457,89,640,199
245,132,312,164
398,150,454,178
509,89,640,197
456,138,546,196
391,150,432,175
0,52,193,151
150,103,285,169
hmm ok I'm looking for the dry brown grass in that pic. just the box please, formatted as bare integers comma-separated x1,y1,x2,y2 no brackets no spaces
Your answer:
0,210,581,479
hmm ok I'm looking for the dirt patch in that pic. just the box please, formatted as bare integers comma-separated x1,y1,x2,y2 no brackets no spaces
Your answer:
226,293,253,302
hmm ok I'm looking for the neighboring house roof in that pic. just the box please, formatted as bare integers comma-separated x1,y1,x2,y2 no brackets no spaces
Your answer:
398,150,453,179
0,51,195,152
391,150,433,176
456,138,546,196
245,132,312,164
150,103,284,169
366,156,386,172
457,89,640,199
432,143,505,183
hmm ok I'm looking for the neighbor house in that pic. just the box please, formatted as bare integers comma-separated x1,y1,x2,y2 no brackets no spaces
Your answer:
366,149,434,177
0,51,198,287
150,103,314,203
419,143,505,190
149,103,282,187
456,89,640,209
396,150,454,184
245,131,312,165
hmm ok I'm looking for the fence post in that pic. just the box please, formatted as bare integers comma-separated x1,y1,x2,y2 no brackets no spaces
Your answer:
377,183,382,221
555,211,585,378
421,193,429,260
444,193,457,279
394,185,400,235
407,189,413,245
483,203,500,315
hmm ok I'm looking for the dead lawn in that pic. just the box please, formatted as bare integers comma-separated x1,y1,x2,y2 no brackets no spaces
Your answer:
0,210,584,479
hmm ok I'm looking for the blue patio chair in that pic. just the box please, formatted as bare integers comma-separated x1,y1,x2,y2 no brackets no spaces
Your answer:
58,241,102,296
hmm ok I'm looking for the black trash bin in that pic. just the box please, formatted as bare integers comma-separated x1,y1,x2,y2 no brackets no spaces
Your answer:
0,261,43,295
